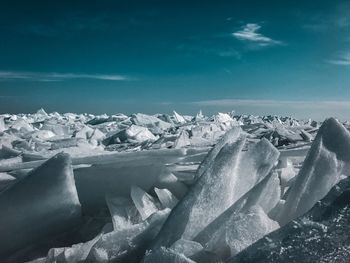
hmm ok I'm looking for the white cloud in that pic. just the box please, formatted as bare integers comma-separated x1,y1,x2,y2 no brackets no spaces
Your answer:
328,52,350,66
232,23,282,46
0,71,130,81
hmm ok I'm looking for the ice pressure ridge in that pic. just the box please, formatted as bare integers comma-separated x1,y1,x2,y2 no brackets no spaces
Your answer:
0,109,349,262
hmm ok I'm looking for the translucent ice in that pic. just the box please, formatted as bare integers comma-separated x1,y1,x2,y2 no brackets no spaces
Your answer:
154,187,178,209
275,118,350,225
105,195,140,230
0,153,81,259
203,206,279,260
151,136,279,250
194,172,280,247
229,177,350,263
87,208,170,262
131,185,160,220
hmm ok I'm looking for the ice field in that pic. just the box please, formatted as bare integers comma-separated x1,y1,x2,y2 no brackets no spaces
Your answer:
0,109,349,262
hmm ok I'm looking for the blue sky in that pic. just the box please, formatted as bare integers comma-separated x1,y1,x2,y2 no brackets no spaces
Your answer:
1,0,350,119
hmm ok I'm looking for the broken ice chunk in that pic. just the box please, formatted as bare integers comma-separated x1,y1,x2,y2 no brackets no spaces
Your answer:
151,135,279,250
154,187,178,209
174,130,191,149
173,111,186,124
87,209,170,263
150,133,246,249
196,127,241,180
0,153,81,259
275,118,350,225
228,177,350,263
105,195,140,230
131,185,160,220
203,206,279,260
194,172,280,246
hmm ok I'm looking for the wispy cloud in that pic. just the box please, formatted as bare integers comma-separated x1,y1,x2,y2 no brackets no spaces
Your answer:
232,23,282,47
301,2,350,33
0,71,130,82
328,52,350,66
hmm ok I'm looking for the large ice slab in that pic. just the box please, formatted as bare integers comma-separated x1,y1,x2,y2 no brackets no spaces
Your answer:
228,177,350,263
195,128,241,180
194,172,280,246
0,153,81,259
150,132,246,249
150,133,279,250
275,118,350,225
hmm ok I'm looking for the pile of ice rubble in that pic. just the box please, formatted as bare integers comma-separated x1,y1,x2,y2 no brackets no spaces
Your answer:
1,109,350,262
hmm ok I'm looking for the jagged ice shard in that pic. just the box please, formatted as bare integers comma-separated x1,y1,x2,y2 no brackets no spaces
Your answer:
0,153,81,260
275,117,350,225
228,177,350,263
2,109,350,262
149,129,279,251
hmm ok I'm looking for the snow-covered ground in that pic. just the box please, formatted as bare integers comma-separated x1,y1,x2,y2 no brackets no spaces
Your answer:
0,109,349,262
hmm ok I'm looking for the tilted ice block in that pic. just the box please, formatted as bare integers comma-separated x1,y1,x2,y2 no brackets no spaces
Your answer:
131,185,160,220
194,172,280,246
151,136,279,250
0,153,81,259
173,111,186,124
126,125,157,142
150,134,247,249
275,118,350,225
105,195,141,230
74,125,94,140
195,127,242,180
174,130,191,149
228,138,280,203
143,247,196,263
203,206,279,260
87,209,170,263
154,187,178,209
228,177,350,263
